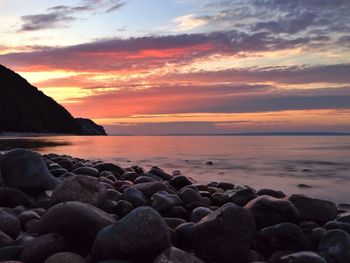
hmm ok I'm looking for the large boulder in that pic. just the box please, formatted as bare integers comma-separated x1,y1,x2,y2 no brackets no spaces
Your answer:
39,201,116,253
245,195,300,229
0,187,32,208
318,229,350,263
288,195,337,224
0,149,60,194
191,203,255,263
51,175,108,207
91,206,171,262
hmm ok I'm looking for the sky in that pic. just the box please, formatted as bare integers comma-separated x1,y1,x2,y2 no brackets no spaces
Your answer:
0,0,350,134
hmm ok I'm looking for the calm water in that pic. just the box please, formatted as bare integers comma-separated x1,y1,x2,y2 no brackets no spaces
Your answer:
1,136,350,203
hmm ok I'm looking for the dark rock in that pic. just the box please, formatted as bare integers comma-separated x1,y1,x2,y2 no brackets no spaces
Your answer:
170,176,193,190
56,160,73,171
51,175,108,207
122,172,139,181
297,184,312,188
191,203,255,263
175,222,195,249
0,245,23,261
311,227,327,246
222,188,257,206
288,195,337,224
154,247,203,263
216,182,234,191
24,219,40,235
149,167,173,181
44,252,87,263
72,167,99,177
164,218,186,229
324,221,350,234
114,200,134,218
91,207,171,262
180,188,203,205
0,210,20,239
163,206,189,220
95,163,125,177
256,189,286,198
152,191,182,213
132,182,172,198
18,210,41,228
206,161,213,165
0,188,32,208
190,207,212,223
279,252,327,263
20,233,68,263
134,176,156,184
50,168,68,177
318,229,350,263
123,187,149,207
258,223,312,255
39,201,116,253
336,212,350,224
0,149,60,194
245,195,300,229
0,231,14,248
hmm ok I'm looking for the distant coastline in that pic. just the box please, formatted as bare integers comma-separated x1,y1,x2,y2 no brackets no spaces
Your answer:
107,132,350,136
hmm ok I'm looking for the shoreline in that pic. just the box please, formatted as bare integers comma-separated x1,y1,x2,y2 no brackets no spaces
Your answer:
0,148,349,262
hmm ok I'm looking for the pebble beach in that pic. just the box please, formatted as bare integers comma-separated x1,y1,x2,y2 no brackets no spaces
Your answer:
0,148,349,263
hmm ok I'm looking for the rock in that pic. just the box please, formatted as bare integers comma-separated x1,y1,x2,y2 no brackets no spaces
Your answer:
18,211,41,228
336,212,350,224
190,207,212,223
0,149,60,194
163,206,189,220
152,191,182,213
258,223,312,255
56,160,73,171
0,245,23,261
0,188,32,208
121,172,139,181
51,175,108,207
216,182,234,191
288,195,337,224
318,229,350,263
44,252,87,263
0,231,14,248
20,233,68,263
256,189,286,198
39,201,116,253
213,188,257,207
297,184,312,188
95,163,125,177
279,252,327,263
324,221,350,234
245,195,299,229
154,247,203,263
72,167,99,177
175,222,195,249
113,200,134,218
169,176,193,190
50,168,68,177
149,167,173,181
180,188,203,205
24,219,40,235
92,207,171,262
122,187,149,207
206,161,213,165
311,227,327,245
191,203,255,263
0,210,20,239
134,176,156,184
133,182,172,198
164,218,186,229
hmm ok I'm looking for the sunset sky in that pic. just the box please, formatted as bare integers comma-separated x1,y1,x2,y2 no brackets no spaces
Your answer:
1,0,350,134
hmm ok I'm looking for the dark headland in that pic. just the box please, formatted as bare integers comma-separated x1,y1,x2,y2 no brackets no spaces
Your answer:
0,65,107,136
0,148,348,262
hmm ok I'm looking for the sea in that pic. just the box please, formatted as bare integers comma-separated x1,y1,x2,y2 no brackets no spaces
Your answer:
1,135,350,204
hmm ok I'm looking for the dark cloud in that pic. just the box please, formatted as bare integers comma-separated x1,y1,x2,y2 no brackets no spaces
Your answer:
19,0,126,32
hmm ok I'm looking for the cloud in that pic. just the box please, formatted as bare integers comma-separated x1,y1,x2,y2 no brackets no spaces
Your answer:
19,0,126,31
172,14,208,32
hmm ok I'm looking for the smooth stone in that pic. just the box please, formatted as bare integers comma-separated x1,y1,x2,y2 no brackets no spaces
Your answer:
245,195,300,229
105,189,122,202
288,194,337,224
311,227,327,245
121,172,139,181
92,207,171,262
191,203,255,263
48,163,62,170
51,175,108,207
122,187,149,207
336,212,350,224
149,167,173,181
154,247,203,263
256,189,286,198
20,233,68,263
216,182,234,191
44,252,87,263
0,210,20,239
152,191,182,213
0,231,14,248
49,168,68,177
56,159,73,171
133,176,156,184
190,207,212,223
0,245,23,261
163,206,190,220
169,176,193,190
279,252,327,263
72,167,99,177
132,182,172,198
175,222,195,249
259,223,312,255
39,201,116,253
164,218,186,229
113,200,134,218
24,219,40,235
95,163,125,177
0,188,32,208
0,149,60,194
318,229,350,263
180,188,203,205
324,221,350,234
18,211,41,228
213,188,257,207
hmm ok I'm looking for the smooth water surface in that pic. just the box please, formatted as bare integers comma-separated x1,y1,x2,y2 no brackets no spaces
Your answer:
1,136,350,203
